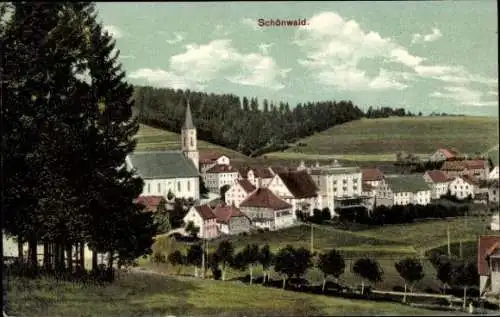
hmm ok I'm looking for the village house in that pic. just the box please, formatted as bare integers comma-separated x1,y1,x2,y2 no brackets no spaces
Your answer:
490,213,500,231
183,205,219,239
429,148,460,162
376,175,431,207
489,166,499,181
211,205,252,235
267,170,320,217
199,151,230,173
134,195,166,212
448,175,478,200
361,182,377,211
239,187,295,231
202,164,239,193
224,178,256,207
423,170,452,199
478,236,500,297
489,180,500,204
309,164,362,216
237,166,274,188
126,102,200,201
441,160,489,180
361,168,385,189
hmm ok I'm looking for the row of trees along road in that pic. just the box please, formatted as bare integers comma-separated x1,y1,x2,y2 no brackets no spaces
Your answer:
1,2,157,278
162,240,478,307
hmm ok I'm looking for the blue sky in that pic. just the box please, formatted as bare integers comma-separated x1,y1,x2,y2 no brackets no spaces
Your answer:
96,1,498,116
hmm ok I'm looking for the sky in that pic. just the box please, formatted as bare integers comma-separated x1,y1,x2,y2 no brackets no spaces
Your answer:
96,1,499,117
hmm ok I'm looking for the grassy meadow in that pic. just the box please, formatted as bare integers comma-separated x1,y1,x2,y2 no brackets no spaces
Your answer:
265,116,498,162
145,216,497,292
5,272,442,317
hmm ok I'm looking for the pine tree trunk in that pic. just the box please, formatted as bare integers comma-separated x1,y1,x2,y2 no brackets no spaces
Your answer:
92,250,98,271
222,265,226,281
322,278,327,292
17,239,23,263
107,252,113,269
79,242,85,270
43,242,49,269
28,238,38,270
361,280,365,295
282,277,286,289
194,266,198,277
66,244,73,272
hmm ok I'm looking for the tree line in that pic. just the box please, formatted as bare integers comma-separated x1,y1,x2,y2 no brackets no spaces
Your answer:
135,86,370,156
365,106,417,118
1,3,156,281
336,203,470,225
155,239,477,307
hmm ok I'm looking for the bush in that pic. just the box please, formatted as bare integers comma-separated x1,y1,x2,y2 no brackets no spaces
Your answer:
211,266,222,280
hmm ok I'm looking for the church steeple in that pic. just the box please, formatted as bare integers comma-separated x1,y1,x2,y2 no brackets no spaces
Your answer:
181,94,199,171
183,99,195,130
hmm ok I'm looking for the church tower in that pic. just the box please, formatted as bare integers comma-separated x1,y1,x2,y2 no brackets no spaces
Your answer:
181,98,199,171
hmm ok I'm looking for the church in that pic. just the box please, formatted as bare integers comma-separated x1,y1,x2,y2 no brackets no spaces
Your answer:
125,101,201,201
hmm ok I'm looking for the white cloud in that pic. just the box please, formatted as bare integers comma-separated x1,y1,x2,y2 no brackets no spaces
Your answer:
129,39,290,90
412,28,442,44
102,25,124,39
258,43,275,55
166,32,184,45
294,11,497,92
241,18,260,31
213,24,231,36
294,12,414,91
430,86,498,107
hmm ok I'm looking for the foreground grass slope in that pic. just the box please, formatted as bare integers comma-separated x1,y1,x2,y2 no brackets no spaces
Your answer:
6,273,438,317
265,116,498,161
135,124,248,161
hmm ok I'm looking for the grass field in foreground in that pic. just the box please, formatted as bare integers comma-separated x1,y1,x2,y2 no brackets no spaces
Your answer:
5,273,438,317
266,116,498,158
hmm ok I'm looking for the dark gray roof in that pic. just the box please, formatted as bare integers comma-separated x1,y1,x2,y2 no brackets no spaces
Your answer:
183,101,195,130
128,151,199,179
385,175,430,193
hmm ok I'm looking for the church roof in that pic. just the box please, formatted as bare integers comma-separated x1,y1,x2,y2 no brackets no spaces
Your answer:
183,100,195,130
128,151,199,179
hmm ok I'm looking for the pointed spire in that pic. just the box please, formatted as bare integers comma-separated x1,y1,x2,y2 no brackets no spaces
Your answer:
183,94,195,129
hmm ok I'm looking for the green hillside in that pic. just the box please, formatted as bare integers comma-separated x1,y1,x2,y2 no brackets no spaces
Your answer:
264,116,498,162
135,124,249,162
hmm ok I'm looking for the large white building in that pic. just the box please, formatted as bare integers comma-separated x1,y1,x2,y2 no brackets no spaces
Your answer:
448,175,477,200
376,175,431,206
423,170,452,199
126,101,200,201
309,164,363,215
203,164,239,193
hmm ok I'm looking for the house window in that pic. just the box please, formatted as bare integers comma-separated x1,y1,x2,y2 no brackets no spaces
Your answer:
177,181,181,192
188,180,191,191
158,183,161,193
147,183,151,193
190,137,194,147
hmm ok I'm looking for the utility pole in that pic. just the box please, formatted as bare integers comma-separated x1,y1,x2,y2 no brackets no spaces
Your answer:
459,240,463,259
310,222,314,253
201,238,206,279
447,223,451,257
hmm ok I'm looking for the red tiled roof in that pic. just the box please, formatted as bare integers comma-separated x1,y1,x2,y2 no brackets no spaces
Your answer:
441,161,466,171
134,196,164,212
478,235,500,276
253,167,274,179
194,204,216,220
236,179,256,193
199,151,226,164
426,170,451,183
238,166,252,178
362,182,374,192
437,148,458,159
277,171,318,199
240,188,292,210
465,160,486,170
462,174,480,186
206,164,238,174
361,168,385,182
212,205,247,223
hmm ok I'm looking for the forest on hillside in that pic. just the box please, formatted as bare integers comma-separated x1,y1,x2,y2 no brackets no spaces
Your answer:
133,86,415,156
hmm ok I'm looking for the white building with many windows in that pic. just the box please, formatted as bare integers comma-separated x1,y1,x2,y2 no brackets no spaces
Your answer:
309,164,362,216
225,178,256,208
448,175,477,200
376,175,431,206
423,170,452,199
203,164,239,193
